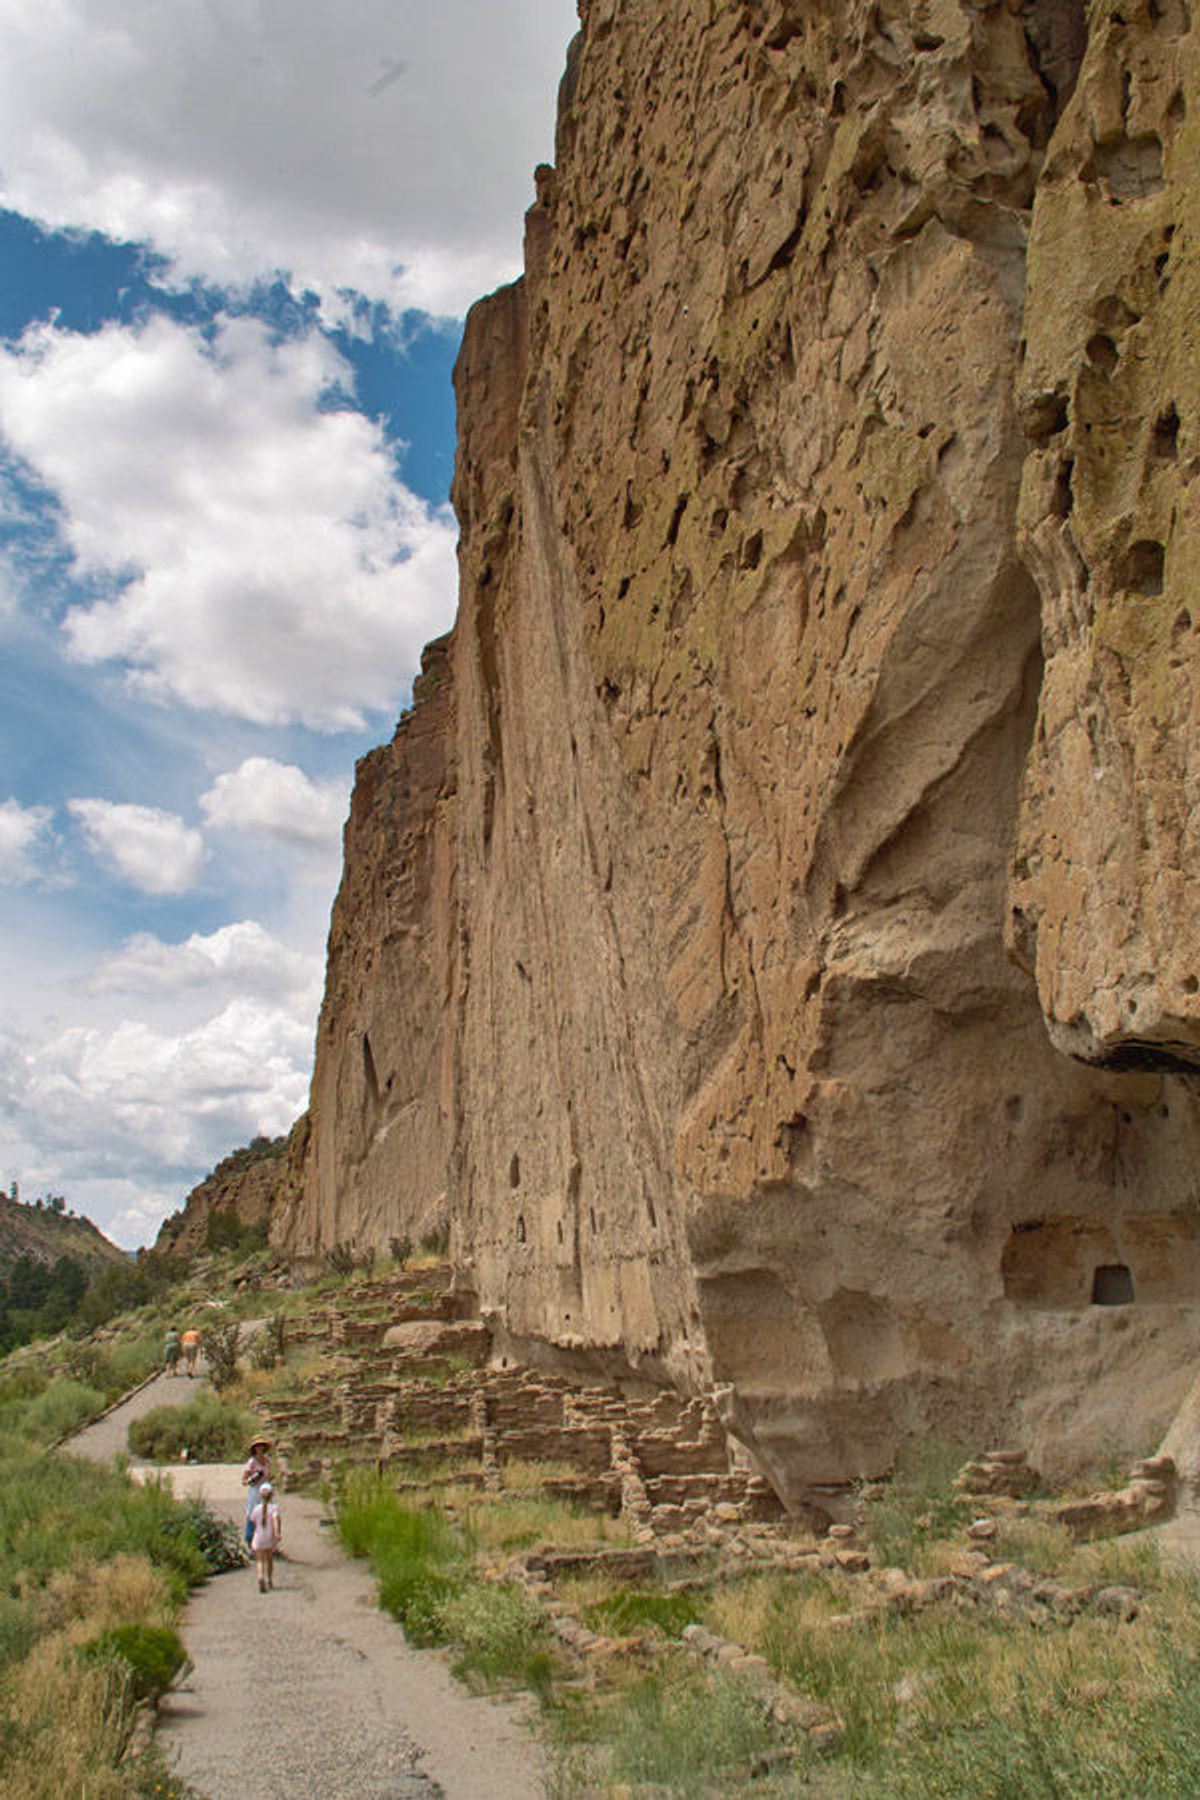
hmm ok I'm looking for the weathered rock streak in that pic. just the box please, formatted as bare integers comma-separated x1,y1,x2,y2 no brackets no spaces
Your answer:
281,0,1200,1507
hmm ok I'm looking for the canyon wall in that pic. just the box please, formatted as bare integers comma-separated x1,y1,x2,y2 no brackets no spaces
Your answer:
280,0,1200,1507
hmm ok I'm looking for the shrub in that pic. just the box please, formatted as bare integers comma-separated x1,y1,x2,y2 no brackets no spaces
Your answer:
81,1622,187,1702
420,1223,450,1258
199,1319,240,1390
440,1582,550,1687
127,1392,256,1464
249,1314,286,1370
389,1235,413,1270
323,1241,358,1277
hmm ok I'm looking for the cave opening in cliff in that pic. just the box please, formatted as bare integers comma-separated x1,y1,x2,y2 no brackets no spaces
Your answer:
1092,1264,1135,1306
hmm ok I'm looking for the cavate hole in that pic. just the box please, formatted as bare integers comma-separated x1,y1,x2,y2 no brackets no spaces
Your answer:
1116,539,1165,595
739,530,763,571
509,1153,521,1188
1053,458,1075,518
1152,405,1180,460
1184,974,1199,994
1093,295,1140,330
1092,1263,1135,1306
1021,389,1069,444
1086,334,1119,374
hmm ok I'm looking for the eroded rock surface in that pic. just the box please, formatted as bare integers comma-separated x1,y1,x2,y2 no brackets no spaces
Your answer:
282,0,1200,1509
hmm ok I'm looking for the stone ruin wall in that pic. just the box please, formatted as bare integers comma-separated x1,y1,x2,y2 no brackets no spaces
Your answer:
277,0,1200,1511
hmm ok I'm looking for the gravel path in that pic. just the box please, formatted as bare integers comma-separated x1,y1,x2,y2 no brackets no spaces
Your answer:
66,1375,546,1799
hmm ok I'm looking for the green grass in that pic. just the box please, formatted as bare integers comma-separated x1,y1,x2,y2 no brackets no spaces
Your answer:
0,1453,209,1601
567,1661,784,1796
860,1436,973,1573
584,1586,703,1638
337,1472,468,1646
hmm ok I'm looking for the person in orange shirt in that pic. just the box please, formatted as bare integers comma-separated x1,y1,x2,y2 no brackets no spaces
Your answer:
181,1327,201,1377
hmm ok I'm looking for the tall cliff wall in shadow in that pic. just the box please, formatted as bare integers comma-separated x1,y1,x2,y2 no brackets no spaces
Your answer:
279,0,1200,1509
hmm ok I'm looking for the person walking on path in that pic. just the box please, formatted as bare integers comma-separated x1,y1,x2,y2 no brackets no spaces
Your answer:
250,1481,282,1592
181,1327,201,1377
242,1437,272,1547
163,1325,181,1375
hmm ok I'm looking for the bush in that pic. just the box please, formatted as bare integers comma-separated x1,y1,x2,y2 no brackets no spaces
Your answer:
199,1319,240,1390
249,1314,286,1371
158,1497,248,1577
440,1582,550,1687
127,1393,256,1464
81,1623,187,1701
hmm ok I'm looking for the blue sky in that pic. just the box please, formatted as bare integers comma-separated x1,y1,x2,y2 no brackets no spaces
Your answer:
0,0,578,1247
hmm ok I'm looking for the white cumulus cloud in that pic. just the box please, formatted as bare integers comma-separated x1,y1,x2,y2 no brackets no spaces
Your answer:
1,995,312,1184
0,797,52,884
69,797,207,895
200,758,347,850
0,0,577,317
0,313,458,727
87,920,322,1006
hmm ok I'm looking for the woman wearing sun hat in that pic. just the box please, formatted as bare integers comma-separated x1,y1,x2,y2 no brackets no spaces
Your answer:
242,1436,272,1547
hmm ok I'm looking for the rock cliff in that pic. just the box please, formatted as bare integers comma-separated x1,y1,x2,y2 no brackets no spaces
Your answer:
156,1123,307,1259
280,0,1200,1508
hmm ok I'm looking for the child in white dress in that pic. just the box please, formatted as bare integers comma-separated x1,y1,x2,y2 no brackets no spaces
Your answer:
250,1481,282,1593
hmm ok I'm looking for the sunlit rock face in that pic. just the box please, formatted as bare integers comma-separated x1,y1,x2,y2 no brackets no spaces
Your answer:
286,0,1200,1508
1009,0,1200,1073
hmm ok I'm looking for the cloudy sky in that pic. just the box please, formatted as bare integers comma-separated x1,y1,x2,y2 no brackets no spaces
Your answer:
0,0,578,1248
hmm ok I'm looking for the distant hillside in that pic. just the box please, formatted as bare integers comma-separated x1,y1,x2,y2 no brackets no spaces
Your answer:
153,1116,308,1259
0,1189,128,1278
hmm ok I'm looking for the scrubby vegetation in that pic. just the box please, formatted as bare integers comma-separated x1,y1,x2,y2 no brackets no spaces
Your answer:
127,1391,257,1463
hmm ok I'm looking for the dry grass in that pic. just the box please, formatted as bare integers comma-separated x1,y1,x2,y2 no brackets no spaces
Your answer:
0,1635,136,1800
462,1492,635,1555
35,1552,172,1641
496,1457,581,1491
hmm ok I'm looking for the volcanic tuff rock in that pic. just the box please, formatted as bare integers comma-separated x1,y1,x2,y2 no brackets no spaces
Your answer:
279,0,1200,1509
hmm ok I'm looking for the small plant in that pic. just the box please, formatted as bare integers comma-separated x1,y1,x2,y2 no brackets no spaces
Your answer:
389,1235,414,1269
420,1223,450,1258
81,1622,188,1701
439,1582,551,1688
249,1313,286,1370
585,1587,702,1638
200,1318,240,1390
323,1241,358,1277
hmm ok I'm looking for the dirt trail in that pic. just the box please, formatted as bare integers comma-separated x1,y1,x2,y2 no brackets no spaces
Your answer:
67,1376,546,1799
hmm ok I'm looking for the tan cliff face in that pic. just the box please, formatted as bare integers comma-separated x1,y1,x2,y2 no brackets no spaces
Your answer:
281,0,1200,1507
1009,0,1200,1071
